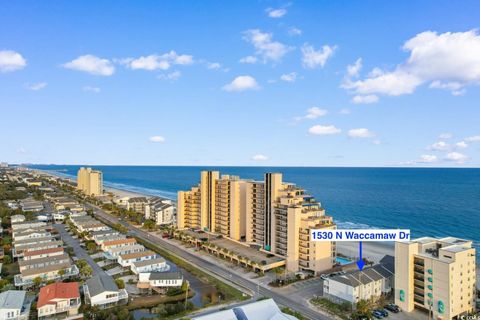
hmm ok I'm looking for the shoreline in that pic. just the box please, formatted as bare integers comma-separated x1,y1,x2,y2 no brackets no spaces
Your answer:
32,167,480,289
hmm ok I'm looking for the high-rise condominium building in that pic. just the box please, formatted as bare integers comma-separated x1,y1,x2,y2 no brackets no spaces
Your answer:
395,237,476,319
177,171,336,274
77,167,103,196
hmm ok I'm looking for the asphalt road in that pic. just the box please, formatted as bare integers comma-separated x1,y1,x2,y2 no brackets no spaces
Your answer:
55,223,108,276
87,203,329,320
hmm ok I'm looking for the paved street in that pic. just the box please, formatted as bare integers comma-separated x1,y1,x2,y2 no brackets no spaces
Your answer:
55,223,109,277
87,204,330,320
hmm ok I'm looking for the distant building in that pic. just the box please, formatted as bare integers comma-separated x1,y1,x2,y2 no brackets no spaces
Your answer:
19,199,44,212
145,197,175,225
0,290,31,320
177,171,336,274
192,298,298,320
84,275,128,309
138,272,183,289
126,197,148,214
117,250,157,267
77,167,103,196
0,162,8,168
323,263,394,306
131,257,169,274
37,282,81,319
395,237,476,320
10,214,25,224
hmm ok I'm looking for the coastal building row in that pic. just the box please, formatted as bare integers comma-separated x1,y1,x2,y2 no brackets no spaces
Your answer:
125,196,175,226
177,171,336,274
77,167,103,196
68,214,183,307
11,218,79,287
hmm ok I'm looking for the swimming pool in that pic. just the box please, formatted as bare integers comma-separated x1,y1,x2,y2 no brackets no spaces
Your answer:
336,256,353,265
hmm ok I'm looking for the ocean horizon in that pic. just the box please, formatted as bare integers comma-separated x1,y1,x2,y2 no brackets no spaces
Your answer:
28,165,480,259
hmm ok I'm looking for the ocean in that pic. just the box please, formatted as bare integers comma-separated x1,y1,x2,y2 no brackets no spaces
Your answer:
28,165,480,258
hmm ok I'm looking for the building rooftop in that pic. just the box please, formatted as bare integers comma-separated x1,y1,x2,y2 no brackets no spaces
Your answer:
0,290,26,310
103,238,137,247
148,271,182,280
23,247,64,257
85,274,118,297
20,260,72,277
37,282,80,308
192,298,297,320
132,257,166,268
120,250,156,260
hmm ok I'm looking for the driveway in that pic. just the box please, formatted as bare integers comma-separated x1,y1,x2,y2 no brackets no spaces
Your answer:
54,223,110,277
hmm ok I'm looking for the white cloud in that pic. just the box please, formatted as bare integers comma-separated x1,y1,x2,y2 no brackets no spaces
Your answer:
207,62,221,70
252,154,268,161
280,72,297,82
342,30,480,98
301,43,336,69
243,29,290,63
439,133,452,139
83,86,101,93
158,70,181,81
17,147,27,154
428,141,449,151
429,81,466,96
352,94,378,104
123,51,193,71
266,8,287,18
288,27,302,36
465,135,480,142
239,56,258,64
418,155,438,163
0,50,27,72
340,108,351,115
222,75,260,92
455,141,468,149
308,125,341,135
445,152,468,163
149,136,165,143
348,128,375,138
347,58,362,78
63,55,115,76
26,82,47,91
295,107,328,122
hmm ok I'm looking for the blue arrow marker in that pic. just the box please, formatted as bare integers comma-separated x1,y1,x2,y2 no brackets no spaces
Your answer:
356,241,365,270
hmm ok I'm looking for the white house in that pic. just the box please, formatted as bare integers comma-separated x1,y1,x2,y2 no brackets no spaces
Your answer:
12,230,51,241
145,198,175,225
10,214,25,223
131,257,169,274
323,264,394,307
117,250,157,267
53,211,68,221
138,272,183,288
192,298,298,320
105,244,145,260
84,275,128,309
0,290,31,320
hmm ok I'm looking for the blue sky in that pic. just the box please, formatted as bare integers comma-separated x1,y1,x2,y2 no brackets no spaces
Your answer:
1,1,480,167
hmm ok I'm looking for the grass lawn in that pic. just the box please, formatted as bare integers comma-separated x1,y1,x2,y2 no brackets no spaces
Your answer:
127,290,194,310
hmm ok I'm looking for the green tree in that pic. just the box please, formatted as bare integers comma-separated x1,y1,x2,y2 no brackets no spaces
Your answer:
356,299,372,315
86,242,97,252
2,255,12,264
115,278,125,289
33,276,43,287
143,219,156,230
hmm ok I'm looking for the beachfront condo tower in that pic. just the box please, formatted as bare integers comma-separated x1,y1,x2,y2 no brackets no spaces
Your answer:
395,237,476,319
77,167,103,196
177,171,336,274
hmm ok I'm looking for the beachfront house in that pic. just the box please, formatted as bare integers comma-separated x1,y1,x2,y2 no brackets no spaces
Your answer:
145,197,175,225
0,290,31,320
138,272,183,288
37,282,81,319
131,257,169,274
323,264,394,307
117,250,157,267
101,238,137,251
83,275,128,309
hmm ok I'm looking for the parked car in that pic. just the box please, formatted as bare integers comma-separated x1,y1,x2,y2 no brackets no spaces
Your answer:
320,274,329,280
372,310,384,319
376,309,388,317
384,303,400,313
